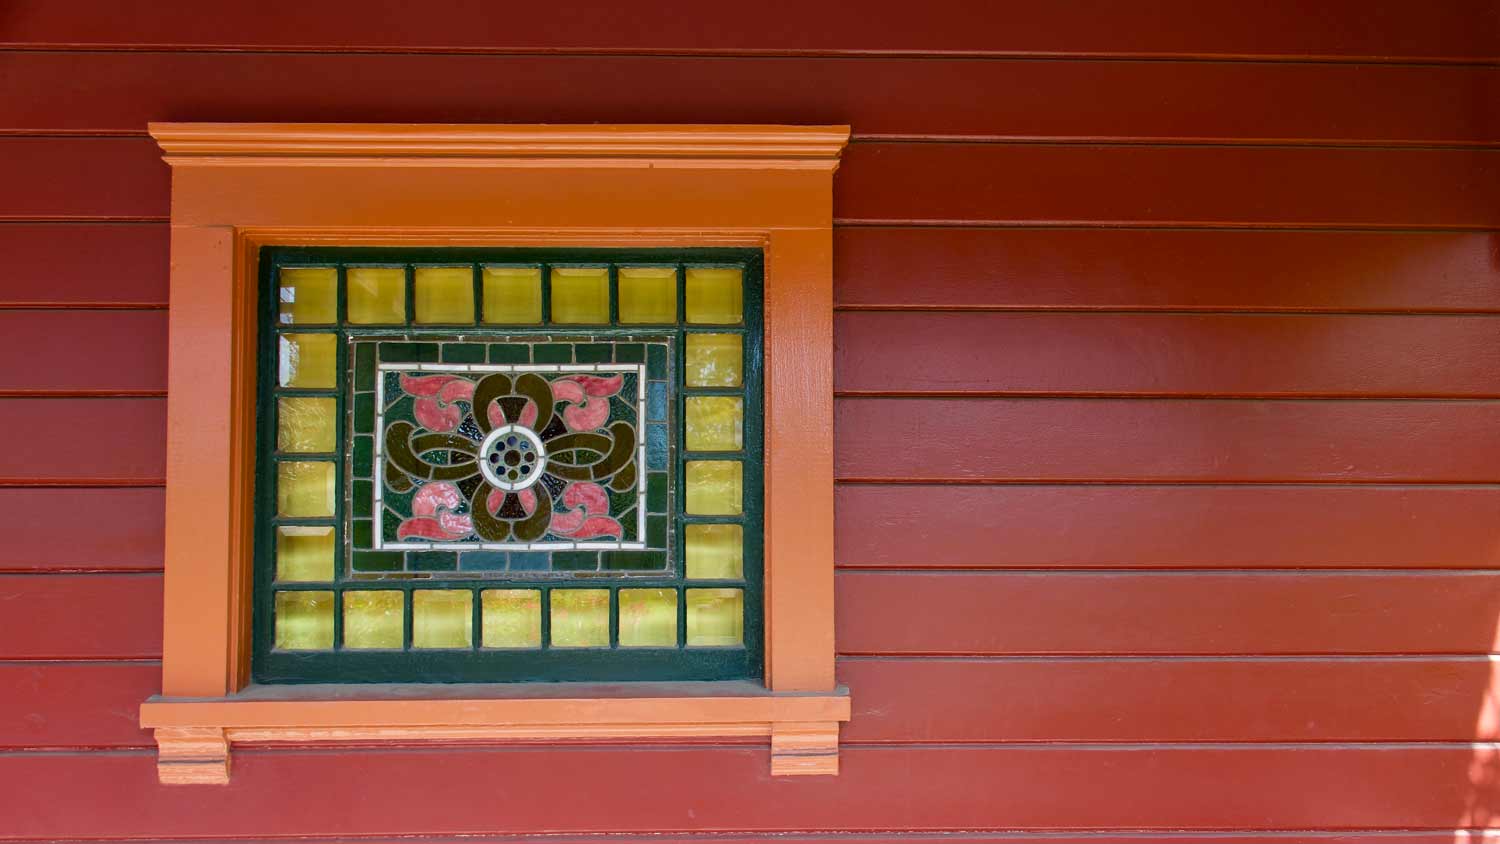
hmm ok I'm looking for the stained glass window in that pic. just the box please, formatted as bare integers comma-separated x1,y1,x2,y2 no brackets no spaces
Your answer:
255,249,762,683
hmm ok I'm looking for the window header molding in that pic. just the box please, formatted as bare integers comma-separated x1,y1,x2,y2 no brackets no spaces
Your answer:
138,123,850,784
149,123,851,165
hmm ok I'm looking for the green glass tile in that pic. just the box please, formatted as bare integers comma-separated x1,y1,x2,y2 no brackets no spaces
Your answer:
410,551,459,572
646,344,666,379
352,519,373,548
488,344,530,364
352,435,372,477
647,472,668,512
647,515,668,547
352,480,373,518
459,551,509,571
353,394,375,434
510,552,548,571
551,551,599,572
534,343,572,364
354,343,375,390
352,551,404,572
603,550,667,571
379,342,439,363
575,344,612,363
442,343,487,363
615,343,644,363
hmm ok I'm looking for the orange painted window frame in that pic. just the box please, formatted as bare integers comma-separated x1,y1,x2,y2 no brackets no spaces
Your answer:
137,124,851,784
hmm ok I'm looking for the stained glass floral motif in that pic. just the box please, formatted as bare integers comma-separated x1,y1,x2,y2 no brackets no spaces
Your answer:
377,361,650,551
260,253,758,683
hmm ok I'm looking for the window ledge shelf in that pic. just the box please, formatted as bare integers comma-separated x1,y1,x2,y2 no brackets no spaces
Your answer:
140,682,850,784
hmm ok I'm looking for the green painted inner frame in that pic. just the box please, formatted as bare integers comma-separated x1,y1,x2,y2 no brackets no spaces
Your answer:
253,247,764,684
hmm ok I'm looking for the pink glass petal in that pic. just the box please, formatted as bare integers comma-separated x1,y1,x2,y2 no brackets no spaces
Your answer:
563,481,609,514
562,399,609,432
412,481,464,517
398,516,469,541
569,374,623,398
572,515,624,539
550,379,586,404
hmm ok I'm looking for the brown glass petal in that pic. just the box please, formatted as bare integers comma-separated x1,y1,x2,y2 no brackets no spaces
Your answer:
514,373,554,432
512,486,553,542
471,373,513,433
384,461,415,493
385,421,437,480
469,481,511,542
590,421,638,481
608,459,637,492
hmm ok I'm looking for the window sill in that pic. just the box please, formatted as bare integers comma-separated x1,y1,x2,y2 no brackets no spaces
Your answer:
140,682,850,784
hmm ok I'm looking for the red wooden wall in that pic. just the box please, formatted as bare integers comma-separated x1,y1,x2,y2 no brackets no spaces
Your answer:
3,1,1500,840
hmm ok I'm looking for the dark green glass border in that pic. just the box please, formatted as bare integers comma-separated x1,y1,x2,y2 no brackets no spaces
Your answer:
252,247,764,684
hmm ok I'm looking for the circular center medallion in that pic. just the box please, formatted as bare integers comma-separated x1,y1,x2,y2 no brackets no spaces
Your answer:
477,424,547,491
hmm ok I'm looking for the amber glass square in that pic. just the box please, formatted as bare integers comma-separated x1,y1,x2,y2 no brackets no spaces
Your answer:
347,267,406,324
618,267,677,324
482,267,543,324
550,268,609,323
413,266,474,324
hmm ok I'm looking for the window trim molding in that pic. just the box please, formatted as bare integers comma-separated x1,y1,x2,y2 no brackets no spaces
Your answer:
138,123,850,783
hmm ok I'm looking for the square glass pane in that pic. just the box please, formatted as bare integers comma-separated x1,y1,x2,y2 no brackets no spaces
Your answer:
550,589,609,647
685,460,742,515
278,268,336,325
686,588,743,646
481,589,542,648
278,334,337,388
412,589,472,649
685,524,743,580
275,525,334,582
619,588,677,647
277,397,336,453
414,266,474,324
618,267,677,324
685,396,743,452
277,461,335,517
685,333,742,387
550,267,609,324
347,267,406,324
274,590,334,650
686,268,743,324
343,590,404,649
482,267,542,324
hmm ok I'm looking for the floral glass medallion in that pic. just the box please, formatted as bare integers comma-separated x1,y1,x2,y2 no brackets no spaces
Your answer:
258,250,760,684
351,337,672,575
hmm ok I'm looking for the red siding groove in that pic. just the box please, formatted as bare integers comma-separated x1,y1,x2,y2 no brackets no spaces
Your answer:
4,3,1499,840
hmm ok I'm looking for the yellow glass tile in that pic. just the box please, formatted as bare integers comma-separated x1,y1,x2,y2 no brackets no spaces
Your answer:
414,266,475,324
482,267,543,324
343,590,404,650
685,268,743,324
274,590,334,650
685,333,742,387
277,461,335,517
550,589,609,647
618,267,677,324
347,267,406,324
685,524,743,580
278,334,337,389
685,396,743,452
550,267,609,324
278,268,337,325
618,589,677,647
687,588,744,647
685,460,742,515
277,397,336,453
275,525,335,582
481,589,542,648
412,589,472,648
